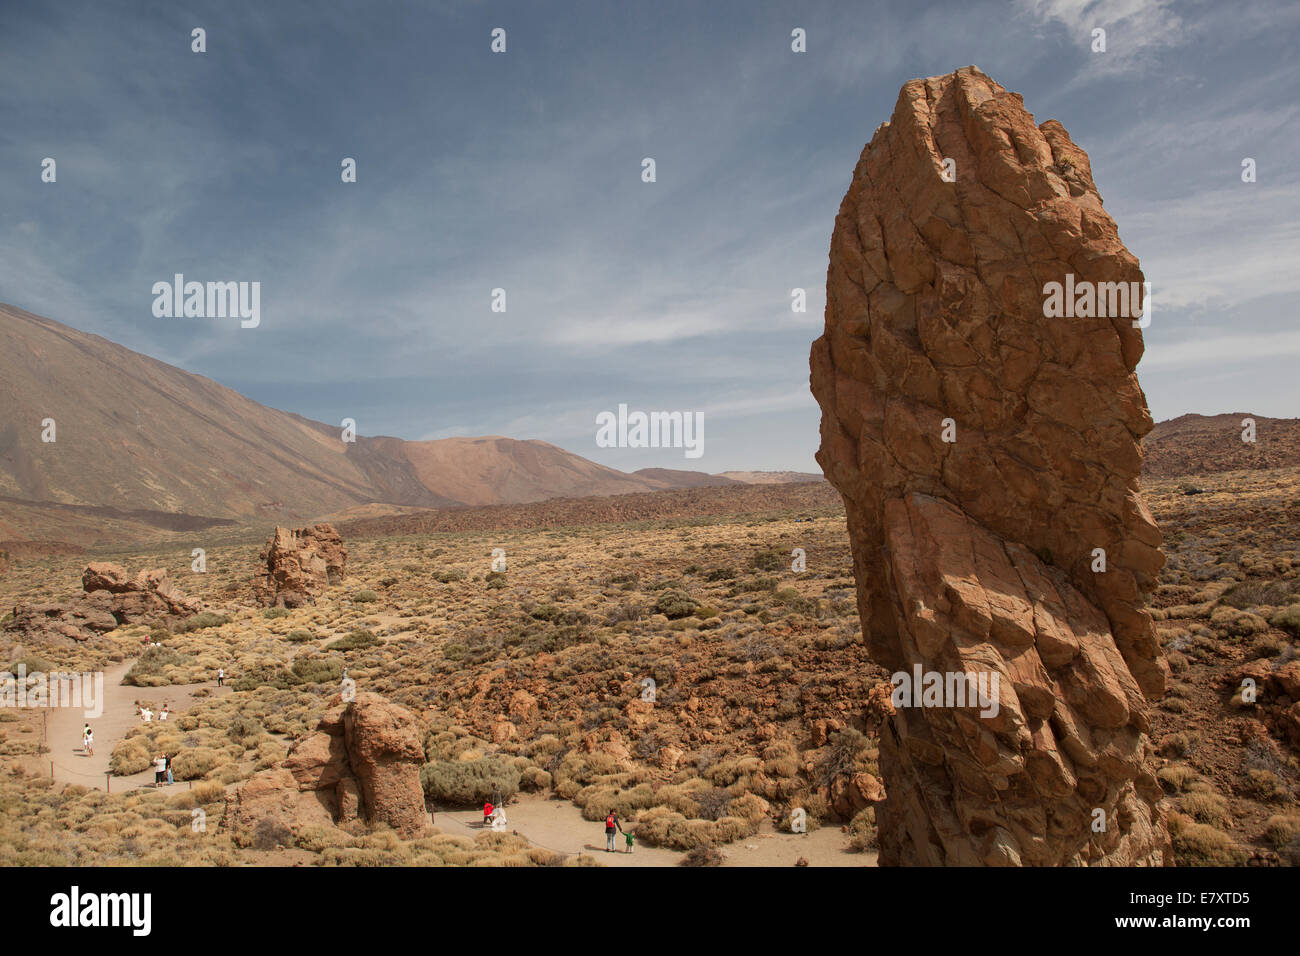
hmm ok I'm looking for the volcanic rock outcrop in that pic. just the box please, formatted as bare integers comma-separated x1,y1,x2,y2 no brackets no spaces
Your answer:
81,562,202,622
810,67,1169,866
251,524,347,608
225,692,428,844
5,562,200,647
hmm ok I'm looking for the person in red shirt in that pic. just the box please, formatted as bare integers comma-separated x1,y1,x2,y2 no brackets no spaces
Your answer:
483,800,494,826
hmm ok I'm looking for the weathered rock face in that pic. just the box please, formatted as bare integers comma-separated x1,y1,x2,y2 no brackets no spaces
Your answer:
5,563,199,647
225,692,428,844
5,591,119,647
809,67,1169,866
251,524,347,608
82,563,202,623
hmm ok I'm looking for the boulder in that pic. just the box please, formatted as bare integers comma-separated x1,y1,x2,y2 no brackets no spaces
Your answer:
809,67,1169,866
251,524,347,608
81,562,201,622
5,563,200,648
222,768,337,848
229,691,429,843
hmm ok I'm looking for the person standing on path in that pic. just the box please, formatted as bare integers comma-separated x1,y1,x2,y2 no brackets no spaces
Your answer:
165,753,174,785
605,811,623,852
82,724,93,756
153,754,167,788
216,667,224,687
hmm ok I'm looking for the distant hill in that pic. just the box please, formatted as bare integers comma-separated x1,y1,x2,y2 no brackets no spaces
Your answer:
0,304,737,535
632,468,742,489
1143,413,1300,479
339,480,841,537
717,470,825,484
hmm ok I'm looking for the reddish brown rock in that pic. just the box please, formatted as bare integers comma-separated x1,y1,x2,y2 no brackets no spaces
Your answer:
82,562,201,622
342,692,429,835
4,591,118,647
5,563,199,648
809,67,1169,866
223,768,336,848
251,524,347,608
228,691,428,843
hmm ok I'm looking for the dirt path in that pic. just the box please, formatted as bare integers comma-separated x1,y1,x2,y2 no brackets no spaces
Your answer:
433,793,878,867
44,660,230,791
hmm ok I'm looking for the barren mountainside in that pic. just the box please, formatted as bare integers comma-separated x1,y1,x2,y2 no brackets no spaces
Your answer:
0,304,781,531
1143,413,1300,479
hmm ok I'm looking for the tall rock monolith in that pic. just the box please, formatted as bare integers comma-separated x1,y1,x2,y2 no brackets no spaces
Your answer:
810,66,1170,866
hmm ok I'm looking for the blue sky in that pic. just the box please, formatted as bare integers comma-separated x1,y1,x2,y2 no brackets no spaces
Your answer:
1,0,1297,472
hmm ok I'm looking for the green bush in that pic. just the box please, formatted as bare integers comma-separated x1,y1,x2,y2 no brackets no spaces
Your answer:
1269,605,1300,638
325,629,379,652
7,655,54,675
352,590,380,604
262,607,290,620
286,629,315,643
123,646,199,686
172,612,231,633
652,589,698,620
420,757,520,806
291,656,344,685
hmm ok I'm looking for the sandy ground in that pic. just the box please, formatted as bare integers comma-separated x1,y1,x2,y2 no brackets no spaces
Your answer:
44,660,230,792
433,793,878,867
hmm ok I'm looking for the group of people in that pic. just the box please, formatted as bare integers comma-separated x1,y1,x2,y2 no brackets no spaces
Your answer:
153,752,174,787
605,811,634,853
482,787,506,829
137,703,170,722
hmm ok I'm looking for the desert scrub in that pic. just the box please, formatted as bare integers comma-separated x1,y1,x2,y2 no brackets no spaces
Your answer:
1269,605,1300,638
1168,813,1248,866
286,629,315,643
651,589,698,620
1178,791,1229,827
1263,813,1300,849
420,757,520,805
262,607,291,620
352,590,380,604
1156,764,1198,794
326,628,379,652
172,611,231,633
123,645,200,687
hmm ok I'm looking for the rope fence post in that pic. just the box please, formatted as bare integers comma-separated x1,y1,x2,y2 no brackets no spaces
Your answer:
106,773,110,793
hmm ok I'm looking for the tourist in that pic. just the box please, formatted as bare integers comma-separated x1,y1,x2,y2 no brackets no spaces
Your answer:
216,667,224,687
605,811,623,852
165,753,174,785
82,725,93,756
482,799,494,826
140,706,153,723
159,704,170,721
153,754,167,787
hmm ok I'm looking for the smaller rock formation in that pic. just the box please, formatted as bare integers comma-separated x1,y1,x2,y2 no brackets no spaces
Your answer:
82,563,202,623
251,524,347,608
5,592,118,647
225,692,428,844
5,562,200,647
